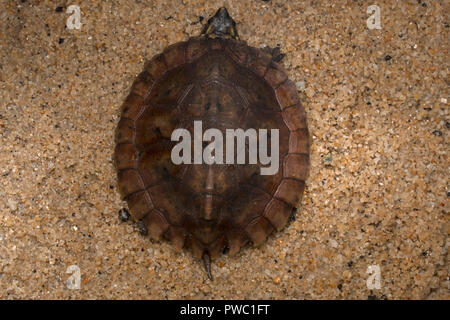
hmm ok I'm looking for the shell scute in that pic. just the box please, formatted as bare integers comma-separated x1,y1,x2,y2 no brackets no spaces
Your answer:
275,80,300,109
143,208,170,240
264,62,288,87
117,169,145,198
144,54,167,80
165,226,187,251
274,178,306,207
186,37,209,62
225,40,250,66
289,128,310,154
121,93,145,120
131,70,154,98
245,216,274,246
115,143,138,170
283,154,310,181
127,190,154,220
263,198,293,231
163,41,187,70
115,118,135,144
248,50,272,77
282,104,308,131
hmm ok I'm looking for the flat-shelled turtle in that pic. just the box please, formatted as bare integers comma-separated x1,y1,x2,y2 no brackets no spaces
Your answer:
115,7,310,279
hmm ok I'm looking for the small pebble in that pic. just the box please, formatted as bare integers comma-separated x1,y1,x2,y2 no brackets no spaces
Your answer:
329,239,338,248
7,199,17,211
295,81,306,91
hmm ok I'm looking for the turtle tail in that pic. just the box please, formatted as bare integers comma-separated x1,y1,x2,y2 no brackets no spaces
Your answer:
202,252,213,281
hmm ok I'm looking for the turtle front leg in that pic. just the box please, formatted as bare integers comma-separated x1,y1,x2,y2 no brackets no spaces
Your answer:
262,45,285,62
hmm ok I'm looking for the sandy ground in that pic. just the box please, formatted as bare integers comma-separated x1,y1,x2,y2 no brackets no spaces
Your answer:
0,0,448,299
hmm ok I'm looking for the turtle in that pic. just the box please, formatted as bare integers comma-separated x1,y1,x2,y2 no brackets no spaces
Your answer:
115,7,310,280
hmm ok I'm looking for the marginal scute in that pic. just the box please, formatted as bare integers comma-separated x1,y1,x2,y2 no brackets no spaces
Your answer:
145,54,167,79
163,41,187,69
165,226,186,251
263,198,293,231
115,143,138,169
274,178,306,207
127,190,154,220
275,80,300,109
227,228,249,255
283,154,310,181
121,93,145,120
282,104,307,131
117,169,145,198
143,208,169,240
248,50,272,77
131,71,154,98
245,216,274,246
289,128,310,154
229,185,272,227
115,118,135,144
264,62,288,87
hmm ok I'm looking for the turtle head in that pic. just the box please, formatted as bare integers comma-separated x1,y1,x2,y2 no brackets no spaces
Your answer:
202,7,239,40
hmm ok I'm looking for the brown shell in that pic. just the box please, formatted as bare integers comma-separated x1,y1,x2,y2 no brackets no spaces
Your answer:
115,37,310,260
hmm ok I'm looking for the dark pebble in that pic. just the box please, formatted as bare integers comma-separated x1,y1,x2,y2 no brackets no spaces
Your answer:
446,122,449,129
55,6,64,12
58,38,64,44
347,260,353,268
118,208,130,222
384,55,392,61
432,130,442,136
